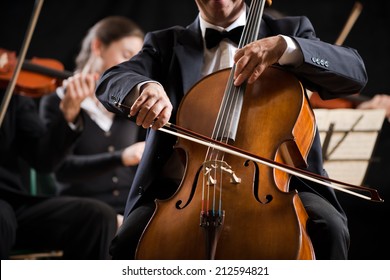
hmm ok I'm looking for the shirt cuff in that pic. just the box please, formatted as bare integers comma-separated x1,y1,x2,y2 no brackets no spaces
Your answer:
67,114,83,132
277,35,303,66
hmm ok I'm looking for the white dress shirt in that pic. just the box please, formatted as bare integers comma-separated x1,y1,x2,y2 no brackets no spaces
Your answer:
133,8,302,100
198,5,302,77
56,87,114,132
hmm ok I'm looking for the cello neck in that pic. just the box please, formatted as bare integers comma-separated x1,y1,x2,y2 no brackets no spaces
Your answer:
215,0,267,142
238,0,266,48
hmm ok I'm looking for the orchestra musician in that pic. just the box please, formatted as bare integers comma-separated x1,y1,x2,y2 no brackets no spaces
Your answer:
0,89,117,259
95,0,367,259
39,16,146,228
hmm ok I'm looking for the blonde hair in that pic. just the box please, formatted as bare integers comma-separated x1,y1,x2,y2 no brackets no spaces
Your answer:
75,16,144,72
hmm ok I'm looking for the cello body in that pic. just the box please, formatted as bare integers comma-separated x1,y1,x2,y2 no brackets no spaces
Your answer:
135,67,316,260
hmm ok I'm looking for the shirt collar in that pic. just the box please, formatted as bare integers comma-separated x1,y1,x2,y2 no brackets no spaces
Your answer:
199,5,246,40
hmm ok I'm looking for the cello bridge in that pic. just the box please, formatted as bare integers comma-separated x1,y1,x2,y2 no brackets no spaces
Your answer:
203,160,241,185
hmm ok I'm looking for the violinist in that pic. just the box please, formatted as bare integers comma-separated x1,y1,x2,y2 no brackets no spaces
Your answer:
39,16,146,228
95,0,367,259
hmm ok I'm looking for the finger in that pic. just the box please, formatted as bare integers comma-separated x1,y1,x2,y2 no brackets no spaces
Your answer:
85,75,96,96
130,93,149,117
233,48,244,64
233,52,250,81
134,93,165,127
78,75,94,98
151,106,172,130
234,57,260,86
135,102,155,127
140,100,170,129
247,63,266,84
72,76,85,99
62,79,69,88
66,79,76,98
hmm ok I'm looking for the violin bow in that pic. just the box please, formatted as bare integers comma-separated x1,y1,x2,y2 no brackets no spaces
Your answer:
335,1,363,46
0,0,45,127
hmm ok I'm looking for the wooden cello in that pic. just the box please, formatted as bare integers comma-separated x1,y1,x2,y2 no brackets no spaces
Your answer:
135,0,316,259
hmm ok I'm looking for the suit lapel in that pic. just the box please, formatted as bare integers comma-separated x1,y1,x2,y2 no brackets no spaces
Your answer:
175,18,204,94
174,14,270,94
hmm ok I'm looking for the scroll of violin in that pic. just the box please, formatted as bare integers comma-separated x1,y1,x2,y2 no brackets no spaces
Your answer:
135,0,317,260
0,48,72,97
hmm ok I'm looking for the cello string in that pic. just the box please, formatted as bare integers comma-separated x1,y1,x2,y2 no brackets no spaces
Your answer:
206,0,266,216
207,0,263,151
213,164,218,216
220,0,261,145
201,170,205,215
208,0,259,148
219,0,264,148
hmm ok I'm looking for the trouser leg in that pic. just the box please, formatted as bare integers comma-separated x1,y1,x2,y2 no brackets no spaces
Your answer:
110,202,155,259
0,200,17,259
299,192,350,259
15,196,117,259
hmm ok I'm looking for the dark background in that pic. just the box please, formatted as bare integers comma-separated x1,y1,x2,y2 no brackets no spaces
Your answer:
1,0,388,259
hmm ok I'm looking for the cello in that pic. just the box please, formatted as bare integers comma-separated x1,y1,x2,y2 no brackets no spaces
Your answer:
135,0,316,259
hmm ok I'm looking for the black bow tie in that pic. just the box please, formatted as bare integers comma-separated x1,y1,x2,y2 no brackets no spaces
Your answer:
204,26,244,49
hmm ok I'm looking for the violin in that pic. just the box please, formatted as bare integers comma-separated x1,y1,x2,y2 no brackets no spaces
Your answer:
0,48,72,98
309,90,369,109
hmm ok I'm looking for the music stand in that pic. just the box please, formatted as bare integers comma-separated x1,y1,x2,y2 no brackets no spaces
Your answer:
314,108,386,185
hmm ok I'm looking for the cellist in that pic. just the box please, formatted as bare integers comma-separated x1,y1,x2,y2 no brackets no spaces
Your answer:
96,0,367,259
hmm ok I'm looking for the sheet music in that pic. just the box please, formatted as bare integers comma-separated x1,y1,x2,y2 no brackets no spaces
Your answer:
314,108,385,132
318,131,378,159
323,161,368,186
314,108,386,185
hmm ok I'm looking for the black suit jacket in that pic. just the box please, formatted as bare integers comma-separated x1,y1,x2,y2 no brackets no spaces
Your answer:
96,14,367,217
0,92,80,208
39,93,147,214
